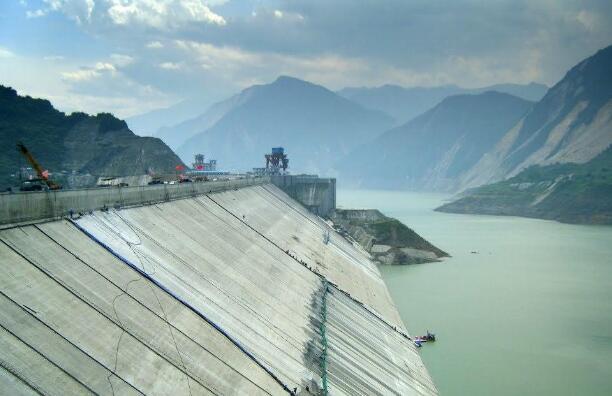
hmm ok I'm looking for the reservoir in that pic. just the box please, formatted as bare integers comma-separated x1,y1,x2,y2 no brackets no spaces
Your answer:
338,189,612,396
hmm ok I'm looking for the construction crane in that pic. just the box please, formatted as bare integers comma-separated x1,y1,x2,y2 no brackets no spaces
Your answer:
16,142,62,190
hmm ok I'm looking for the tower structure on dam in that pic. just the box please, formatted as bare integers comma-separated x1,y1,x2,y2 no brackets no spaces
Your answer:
0,178,437,395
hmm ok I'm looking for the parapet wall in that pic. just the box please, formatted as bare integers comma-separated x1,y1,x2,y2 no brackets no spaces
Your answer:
271,175,336,217
0,177,270,226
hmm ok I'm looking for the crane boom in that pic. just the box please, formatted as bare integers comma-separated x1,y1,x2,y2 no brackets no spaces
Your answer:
16,142,61,190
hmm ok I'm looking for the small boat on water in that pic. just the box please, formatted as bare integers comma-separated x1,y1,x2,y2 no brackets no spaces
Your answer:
414,331,436,347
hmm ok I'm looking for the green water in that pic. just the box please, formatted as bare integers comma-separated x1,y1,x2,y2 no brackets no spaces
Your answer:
337,189,612,396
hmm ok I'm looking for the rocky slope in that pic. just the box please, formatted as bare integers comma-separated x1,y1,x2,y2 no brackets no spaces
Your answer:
177,76,394,173
0,85,183,189
331,209,449,264
437,145,612,224
460,45,612,190
338,91,533,191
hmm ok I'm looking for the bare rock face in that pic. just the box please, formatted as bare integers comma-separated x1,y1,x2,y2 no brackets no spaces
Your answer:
463,45,612,190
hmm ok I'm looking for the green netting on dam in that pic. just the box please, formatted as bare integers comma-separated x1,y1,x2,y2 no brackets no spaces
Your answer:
0,184,437,395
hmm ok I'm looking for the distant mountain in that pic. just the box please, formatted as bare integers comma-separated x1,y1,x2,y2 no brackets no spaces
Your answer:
0,85,183,189
337,82,548,125
461,45,612,190
176,76,394,173
126,96,214,136
436,145,612,224
154,92,248,150
338,91,533,191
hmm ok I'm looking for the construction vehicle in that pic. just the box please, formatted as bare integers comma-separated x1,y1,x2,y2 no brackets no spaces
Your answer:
16,142,62,191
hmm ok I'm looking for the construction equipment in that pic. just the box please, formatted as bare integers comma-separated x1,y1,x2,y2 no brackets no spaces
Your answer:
16,142,62,190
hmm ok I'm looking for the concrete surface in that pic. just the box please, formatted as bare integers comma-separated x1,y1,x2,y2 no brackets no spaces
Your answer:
271,176,336,217
0,183,437,395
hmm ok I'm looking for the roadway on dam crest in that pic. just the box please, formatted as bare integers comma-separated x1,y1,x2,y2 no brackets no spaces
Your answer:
0,183,437,395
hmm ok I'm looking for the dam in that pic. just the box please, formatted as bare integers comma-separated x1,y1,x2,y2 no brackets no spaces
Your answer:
0,177,437,395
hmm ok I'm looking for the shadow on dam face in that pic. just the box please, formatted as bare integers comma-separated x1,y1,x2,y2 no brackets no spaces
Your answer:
0,183,437,395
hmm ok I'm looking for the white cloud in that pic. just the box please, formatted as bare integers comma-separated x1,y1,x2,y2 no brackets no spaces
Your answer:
0,47,16,58
26,9,47,18
576,10,599,32
62,62,116,81
41,0,95,24
273,10,283,19
43,55,65,61
146,41,164,49
107,0,226,29
110,53,135,67
158,62,182,70
174,40,371,89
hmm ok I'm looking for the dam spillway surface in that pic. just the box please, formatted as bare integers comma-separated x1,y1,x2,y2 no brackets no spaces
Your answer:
0,183,437,395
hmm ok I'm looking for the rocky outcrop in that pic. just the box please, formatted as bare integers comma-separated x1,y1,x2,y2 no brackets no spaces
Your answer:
330,209,449,264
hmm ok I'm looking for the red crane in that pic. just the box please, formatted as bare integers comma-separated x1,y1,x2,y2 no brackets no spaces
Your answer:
16,142,62,190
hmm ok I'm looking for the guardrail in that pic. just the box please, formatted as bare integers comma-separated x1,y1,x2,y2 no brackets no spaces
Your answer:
0,177,270,227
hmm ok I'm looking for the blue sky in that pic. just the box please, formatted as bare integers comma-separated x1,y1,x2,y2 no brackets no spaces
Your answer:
1,0,611,118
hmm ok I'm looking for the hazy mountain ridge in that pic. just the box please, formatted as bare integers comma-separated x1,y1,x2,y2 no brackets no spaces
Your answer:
153,92,249,150
126,96,215,137
437,145,612,224
0,85,183,189
337,82,548,125
337,91,534,191
176,76,394,173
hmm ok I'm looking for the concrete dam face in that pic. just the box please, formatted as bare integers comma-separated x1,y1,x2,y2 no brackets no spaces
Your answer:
0,183,437,395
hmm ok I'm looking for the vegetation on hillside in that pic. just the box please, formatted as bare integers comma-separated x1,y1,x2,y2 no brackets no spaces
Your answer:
0,85,184,189
437,146,612,224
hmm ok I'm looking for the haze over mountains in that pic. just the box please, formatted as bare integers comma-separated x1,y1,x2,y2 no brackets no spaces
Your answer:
176,76,394,173
338,91,534,191
339,44,612,194
337,82,548,126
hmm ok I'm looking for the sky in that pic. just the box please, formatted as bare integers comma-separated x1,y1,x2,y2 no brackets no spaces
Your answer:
1,0,611,118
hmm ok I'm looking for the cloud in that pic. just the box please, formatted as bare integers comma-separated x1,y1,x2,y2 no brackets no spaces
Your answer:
110,53,135,66
43,55,66,61
158,62,182,70
146,41,164,49
38,0,95,24
106,0,226,29
26,9,47,18
273,10,283,19
62,62,116,82
0,47,16,58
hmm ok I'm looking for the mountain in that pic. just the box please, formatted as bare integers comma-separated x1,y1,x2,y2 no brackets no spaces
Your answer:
176,76,394,173
337,82,547,125
338,91,533,191
0,85,183,189
461,45,612,190
126,96,214,136
436,145,612,224
154,92,248,150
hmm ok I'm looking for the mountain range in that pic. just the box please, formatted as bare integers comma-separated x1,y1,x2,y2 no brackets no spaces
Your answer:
175,76,394,173
339,44,612,194
337,82,548,126
0,85,183,189
337,91,534,191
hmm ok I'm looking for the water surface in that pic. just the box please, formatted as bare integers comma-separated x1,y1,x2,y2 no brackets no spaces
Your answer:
338,189,612,396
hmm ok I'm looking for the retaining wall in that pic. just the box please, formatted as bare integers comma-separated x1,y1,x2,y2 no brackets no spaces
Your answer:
0,177,269,226
271,175,336,217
